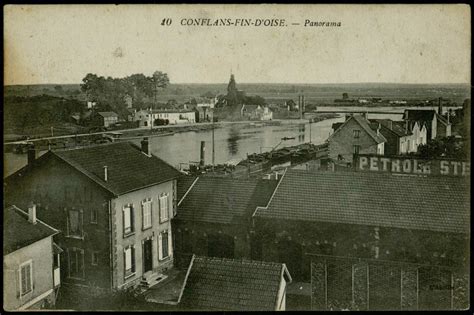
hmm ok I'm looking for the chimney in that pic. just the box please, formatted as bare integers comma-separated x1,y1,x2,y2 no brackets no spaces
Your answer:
362,112,368,120
405,120,409,133
28,203,37,225
200,141,206,167
377,123,381,136
103,166,108,182
438,97,443,115
27,144,37,166
141,137,150,155
388,120,393,130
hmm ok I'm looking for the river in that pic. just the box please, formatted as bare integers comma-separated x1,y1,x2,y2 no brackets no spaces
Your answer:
3,106,459,176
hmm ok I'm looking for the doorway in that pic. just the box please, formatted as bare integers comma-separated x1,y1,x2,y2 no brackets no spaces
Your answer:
143,239,153,272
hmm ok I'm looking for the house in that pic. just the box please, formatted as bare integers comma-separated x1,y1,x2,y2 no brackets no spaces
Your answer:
4,205,61,310
134,109,196,127
195,96,218,109
241,105,273,121
4,139,182,298
178,255,292,311
92,111,119,128
403,109,451,140
369,119,427,155
196,106,214,123
252,169,469,310
173,176,278,267
328,114,386,162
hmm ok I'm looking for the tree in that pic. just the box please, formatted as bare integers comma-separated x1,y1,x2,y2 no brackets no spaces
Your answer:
150,71,170,104
418,136,467,159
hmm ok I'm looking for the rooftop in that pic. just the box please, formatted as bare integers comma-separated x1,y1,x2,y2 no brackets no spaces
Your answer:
403,109,436,122
97,111,118,117
369,119,412,137
179,255,291,311
4,205,58,256
254,169,470,234
330,115,386,144
177,176,278,224
6,141,182,196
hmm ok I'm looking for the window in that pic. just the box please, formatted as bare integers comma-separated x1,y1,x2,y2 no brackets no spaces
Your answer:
91,252,99,266
20,261,33,296
90,208,98,224
159,231,170,260
68,248,84,279
159,194,169,222
124,246,135,278
67,209,83,238
142,199,152,230
123,204,134,236
353,130,360,138
353,145,360,155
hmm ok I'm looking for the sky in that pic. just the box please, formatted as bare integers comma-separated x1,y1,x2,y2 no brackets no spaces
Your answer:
4,4,471,85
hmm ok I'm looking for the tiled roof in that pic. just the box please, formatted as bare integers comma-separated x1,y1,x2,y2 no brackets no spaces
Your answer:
180,255,291,311
254,169,470,234
177,176,198,201
352,115,386,143
52,142,182,196
404,109,436,122
4,205,58,256
177,177,278,224
370,119,412,137
97,111,118,117
331,115,386,144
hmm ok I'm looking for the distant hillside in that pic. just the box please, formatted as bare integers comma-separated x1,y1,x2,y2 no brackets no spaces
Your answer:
4,82,470,105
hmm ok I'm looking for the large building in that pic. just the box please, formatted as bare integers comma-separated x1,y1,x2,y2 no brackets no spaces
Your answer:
328,114,386,162
4,140,182,298
178,255,292,311
368,119,427,155
134,109,196,127
252,169,469,310
403,109,451,140
173,176,278,267
4,205,61,310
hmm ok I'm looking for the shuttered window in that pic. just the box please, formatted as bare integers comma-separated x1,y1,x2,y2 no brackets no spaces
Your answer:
159,194,169,222
142,199,152,230
123,204,134,235
20,261,33,296
124,246,135,278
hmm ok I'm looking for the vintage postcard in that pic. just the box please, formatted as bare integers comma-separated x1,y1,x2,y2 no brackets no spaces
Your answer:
3,4,470,311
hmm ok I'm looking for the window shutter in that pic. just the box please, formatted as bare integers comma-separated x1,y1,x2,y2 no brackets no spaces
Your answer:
131,246,136,272
158,234,163,260
141,201,145,229
16,269,20,298
168,231,173,257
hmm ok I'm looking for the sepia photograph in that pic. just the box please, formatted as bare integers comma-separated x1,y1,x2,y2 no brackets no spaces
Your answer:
3,4,471,311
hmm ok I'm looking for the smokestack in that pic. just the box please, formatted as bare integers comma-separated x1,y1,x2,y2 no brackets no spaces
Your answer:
141,137,150,155
200,141,206,167
103,166,108,182
27,144,37,166
28,203,37,225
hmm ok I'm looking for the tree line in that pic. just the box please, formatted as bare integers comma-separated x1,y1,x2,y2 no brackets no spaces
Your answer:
80,71,170,117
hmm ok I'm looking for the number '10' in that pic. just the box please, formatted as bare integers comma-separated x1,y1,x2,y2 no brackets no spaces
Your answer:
161,18,172,26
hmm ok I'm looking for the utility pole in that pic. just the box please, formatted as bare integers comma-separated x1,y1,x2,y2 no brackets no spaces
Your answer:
309,118,312,144
212,117,215,170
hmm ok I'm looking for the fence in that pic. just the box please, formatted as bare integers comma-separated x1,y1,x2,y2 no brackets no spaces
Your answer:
310,254,469,311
